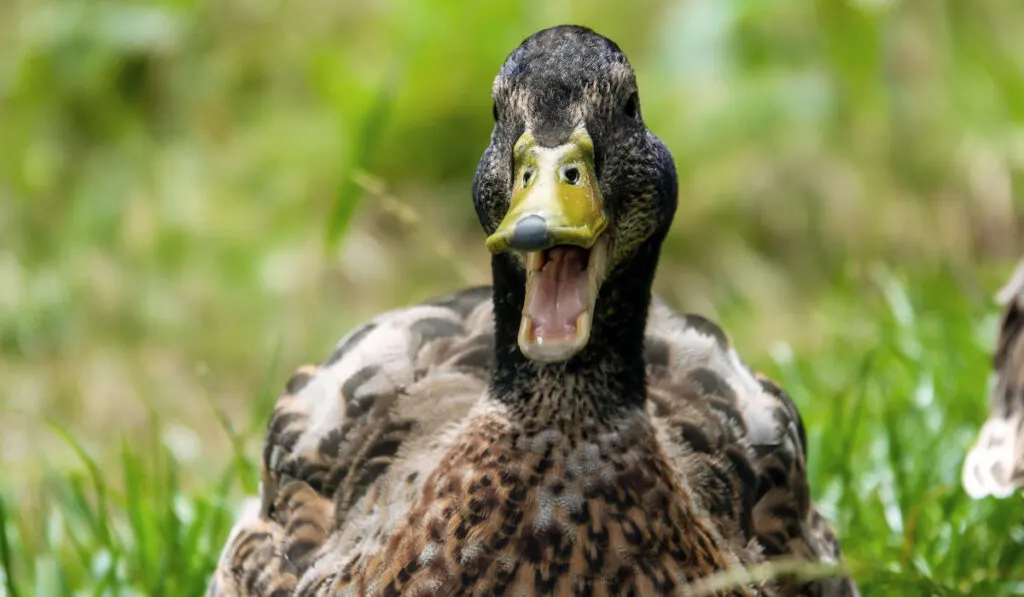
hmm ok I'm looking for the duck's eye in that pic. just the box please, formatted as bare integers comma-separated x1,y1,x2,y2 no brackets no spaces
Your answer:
624,92,639,120
562,166,580,185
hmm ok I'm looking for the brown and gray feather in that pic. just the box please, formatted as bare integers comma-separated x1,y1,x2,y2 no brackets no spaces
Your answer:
208,288,856,596
207,286,856,593
963,259,1024,499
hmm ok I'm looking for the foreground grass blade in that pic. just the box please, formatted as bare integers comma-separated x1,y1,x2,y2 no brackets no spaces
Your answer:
0,493,19,597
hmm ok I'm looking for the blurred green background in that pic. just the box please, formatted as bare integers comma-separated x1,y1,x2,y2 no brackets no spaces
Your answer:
3,0,1024,593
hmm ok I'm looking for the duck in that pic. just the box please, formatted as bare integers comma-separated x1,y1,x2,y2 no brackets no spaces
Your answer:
207,25,858,596
962,258,1024,499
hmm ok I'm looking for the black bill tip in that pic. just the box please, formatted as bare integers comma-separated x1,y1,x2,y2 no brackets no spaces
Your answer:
510,214,551,251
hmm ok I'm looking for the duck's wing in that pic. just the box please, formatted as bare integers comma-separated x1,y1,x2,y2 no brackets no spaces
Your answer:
644,299,858,597
962,259,1024,499
206,287,495,596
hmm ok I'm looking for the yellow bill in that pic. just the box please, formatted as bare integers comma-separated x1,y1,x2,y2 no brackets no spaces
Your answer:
486,127,610,363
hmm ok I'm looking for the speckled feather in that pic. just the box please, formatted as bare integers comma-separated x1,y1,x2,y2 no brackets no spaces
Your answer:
963,258,1024,499
208,287,856,596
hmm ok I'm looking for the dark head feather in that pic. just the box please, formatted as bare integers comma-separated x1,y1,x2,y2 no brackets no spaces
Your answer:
473,25,679,405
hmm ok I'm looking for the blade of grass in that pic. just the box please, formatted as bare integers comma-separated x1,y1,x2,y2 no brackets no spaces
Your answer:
48,479,99,579
153,447,180,597
120,438,155,588
320,21,428,253
201,384,257,496
325,64,401,248
0,493,20,597
46,423,114,551
246,333,284,436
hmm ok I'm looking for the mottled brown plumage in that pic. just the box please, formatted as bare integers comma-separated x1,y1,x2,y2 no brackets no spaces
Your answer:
963,258,1024,499
208,25,856,596
208,292,855,596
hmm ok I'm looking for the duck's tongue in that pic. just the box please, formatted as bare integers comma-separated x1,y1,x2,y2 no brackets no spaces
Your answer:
524,246,589,340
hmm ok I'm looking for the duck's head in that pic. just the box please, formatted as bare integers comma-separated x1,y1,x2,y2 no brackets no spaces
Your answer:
474,25,678,364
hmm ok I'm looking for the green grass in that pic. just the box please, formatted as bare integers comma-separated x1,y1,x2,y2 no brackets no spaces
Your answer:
3,0,1024,594
769,264,1024,595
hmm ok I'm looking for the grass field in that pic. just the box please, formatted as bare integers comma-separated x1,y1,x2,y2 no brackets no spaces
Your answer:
3,0,1024,595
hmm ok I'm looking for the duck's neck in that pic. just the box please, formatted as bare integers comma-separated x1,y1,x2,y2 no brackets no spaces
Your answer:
489,245,661,420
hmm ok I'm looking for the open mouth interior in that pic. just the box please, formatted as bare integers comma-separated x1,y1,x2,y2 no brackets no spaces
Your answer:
519,237,608,362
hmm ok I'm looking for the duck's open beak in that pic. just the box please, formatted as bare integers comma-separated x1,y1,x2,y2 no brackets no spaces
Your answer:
486,127,609,363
